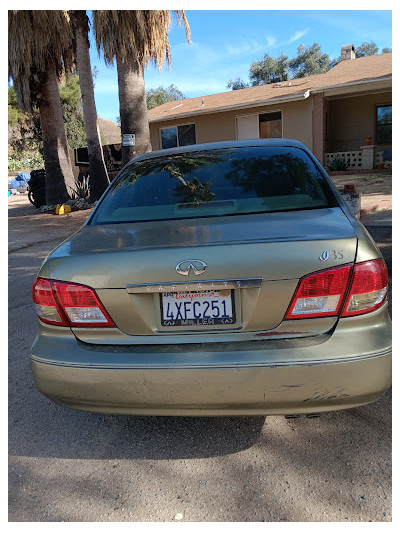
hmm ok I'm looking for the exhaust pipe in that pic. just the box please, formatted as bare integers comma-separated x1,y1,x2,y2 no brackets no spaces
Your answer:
285,414,321,419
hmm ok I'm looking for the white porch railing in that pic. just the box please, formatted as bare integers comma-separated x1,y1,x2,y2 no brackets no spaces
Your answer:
325,151,362,169
325,147,392,170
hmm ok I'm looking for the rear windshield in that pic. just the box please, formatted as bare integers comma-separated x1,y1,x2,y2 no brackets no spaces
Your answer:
89,146,337,225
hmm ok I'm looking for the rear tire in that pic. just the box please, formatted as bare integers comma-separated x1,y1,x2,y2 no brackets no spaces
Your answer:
28,188,35,206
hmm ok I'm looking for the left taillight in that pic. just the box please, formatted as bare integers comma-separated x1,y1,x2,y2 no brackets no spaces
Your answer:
32,277,115,328
32,278,68,326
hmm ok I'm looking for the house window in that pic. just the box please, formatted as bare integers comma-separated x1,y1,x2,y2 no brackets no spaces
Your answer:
376,105,392,144
160,124,196,149
259,112,282,138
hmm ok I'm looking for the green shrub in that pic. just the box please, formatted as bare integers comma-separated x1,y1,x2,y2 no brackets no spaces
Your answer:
326,155,350,171
8,151,44,172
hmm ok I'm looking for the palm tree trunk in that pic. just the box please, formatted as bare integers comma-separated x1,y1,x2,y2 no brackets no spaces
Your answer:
71,10,110,201
117,57,152,167
39,61,76,205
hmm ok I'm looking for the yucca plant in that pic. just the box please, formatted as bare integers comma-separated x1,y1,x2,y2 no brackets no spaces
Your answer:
71,175,90,200
326,155,350,172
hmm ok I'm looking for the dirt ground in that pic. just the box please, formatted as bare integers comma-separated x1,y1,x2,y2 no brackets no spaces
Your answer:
329,172,392,211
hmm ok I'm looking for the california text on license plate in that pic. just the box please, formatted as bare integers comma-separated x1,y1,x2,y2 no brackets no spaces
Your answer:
160,290,236,327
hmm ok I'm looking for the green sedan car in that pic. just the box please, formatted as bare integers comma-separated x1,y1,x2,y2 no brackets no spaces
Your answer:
30,139,391,416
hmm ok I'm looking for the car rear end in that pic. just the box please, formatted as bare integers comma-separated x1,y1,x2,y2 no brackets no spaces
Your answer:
30,140,392,415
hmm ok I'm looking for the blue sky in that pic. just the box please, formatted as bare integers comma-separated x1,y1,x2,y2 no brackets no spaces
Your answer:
88,9,393,123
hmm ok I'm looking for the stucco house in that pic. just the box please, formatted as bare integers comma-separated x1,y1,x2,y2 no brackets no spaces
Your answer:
148,45,392,170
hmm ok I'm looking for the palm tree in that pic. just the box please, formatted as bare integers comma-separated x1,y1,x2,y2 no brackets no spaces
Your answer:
69,10,110,201
8,10,76,205
92,10,190,167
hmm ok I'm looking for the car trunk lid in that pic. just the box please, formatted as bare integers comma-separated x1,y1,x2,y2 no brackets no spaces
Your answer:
42,207,357,339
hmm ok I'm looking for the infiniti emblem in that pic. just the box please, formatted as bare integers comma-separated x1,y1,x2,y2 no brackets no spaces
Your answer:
176,259,207,276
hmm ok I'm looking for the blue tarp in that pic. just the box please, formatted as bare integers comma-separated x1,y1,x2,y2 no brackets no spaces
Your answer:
11,172,30,188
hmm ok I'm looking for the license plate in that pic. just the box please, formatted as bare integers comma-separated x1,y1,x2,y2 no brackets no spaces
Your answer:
161,290,235,327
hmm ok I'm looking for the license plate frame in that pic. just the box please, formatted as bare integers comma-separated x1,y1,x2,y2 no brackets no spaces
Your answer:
160,289,236,327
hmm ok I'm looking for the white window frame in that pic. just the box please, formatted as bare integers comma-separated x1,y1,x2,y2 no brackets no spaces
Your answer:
159,123,196,149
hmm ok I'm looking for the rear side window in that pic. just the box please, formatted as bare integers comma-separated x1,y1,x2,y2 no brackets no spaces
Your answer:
90,146,337,225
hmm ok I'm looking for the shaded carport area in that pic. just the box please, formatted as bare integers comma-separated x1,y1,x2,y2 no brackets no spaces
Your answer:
312,87,392,169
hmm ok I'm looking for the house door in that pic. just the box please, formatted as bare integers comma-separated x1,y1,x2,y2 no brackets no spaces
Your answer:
236,115,259,140
236,112,283,140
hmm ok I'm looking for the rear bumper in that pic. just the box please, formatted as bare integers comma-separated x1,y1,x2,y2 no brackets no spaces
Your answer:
30,308,392,416
31,351,391,416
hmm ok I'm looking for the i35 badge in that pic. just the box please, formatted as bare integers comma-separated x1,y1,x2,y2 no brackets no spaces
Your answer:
176,259,207,276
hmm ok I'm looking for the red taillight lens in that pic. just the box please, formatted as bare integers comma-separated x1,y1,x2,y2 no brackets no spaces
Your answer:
32,278,115,327
285,265,352,320
285,259,388,321
341,259,388,317
32,278,68,326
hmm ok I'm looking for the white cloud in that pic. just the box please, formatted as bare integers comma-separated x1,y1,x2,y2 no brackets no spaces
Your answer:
145,73,226,97
225,35,277,58
225,43,251,56
266,35,277,48
225,42,259,57
288,29,309,43
170,40,220,68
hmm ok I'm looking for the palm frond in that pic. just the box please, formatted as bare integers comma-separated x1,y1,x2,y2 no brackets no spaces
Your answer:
8,10,74,112
92,10,190,70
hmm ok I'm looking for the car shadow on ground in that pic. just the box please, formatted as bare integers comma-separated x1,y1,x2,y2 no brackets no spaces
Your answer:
9,384,391,461
10,390,268,459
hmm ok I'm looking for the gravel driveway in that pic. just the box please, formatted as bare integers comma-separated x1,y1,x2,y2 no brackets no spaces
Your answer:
8,195,391,522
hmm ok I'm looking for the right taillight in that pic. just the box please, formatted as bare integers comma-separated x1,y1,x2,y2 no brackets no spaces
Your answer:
285,264,352,320
284,258,388,321
341,259,388,317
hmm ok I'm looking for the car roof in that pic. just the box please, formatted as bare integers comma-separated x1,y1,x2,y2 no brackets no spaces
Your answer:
130,138,309,165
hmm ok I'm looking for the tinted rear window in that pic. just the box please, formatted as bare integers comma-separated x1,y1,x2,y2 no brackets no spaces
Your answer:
89,146,337,225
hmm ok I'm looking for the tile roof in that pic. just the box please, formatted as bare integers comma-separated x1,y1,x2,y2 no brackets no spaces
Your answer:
148,53,392,122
